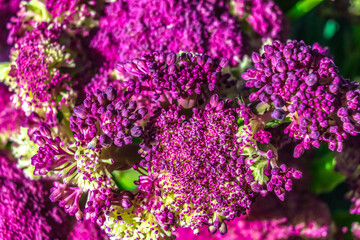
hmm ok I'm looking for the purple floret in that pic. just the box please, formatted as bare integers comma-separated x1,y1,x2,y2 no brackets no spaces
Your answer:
0,150,70,240
90,0,246,67
232,0,287,40
242,40,360,157
0,83,25,141
137,96,257,229
68,220,109,240
70,87,147,148
116,52,230,110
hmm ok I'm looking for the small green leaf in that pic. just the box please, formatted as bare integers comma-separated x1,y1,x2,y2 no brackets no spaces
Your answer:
56,111,64,123
27,0,51,22
237,118,244,126
0,62,11,83
265,116,292,128
132,137,143,144
250,159,269,184
112,169,141,191
288,0,324,20
323,19,340,40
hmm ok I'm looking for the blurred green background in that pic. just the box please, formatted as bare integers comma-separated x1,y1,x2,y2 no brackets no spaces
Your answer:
276,1,360,238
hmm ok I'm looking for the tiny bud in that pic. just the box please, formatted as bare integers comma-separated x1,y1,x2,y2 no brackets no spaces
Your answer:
305,73,318,86
210,94,219,108
219,222,227,235
100,134,112,148
166,53,176,65
251,52,261,63
115,100,125,110
73,106,89,119
105,87,117,101
137,108,148,119
293,144,304,158
208,225,217,234
292,170,302,179
121,199,133,209
124,136,132,145
115,62,125,73
130,126,143,137
127,101,137,111
219,58,229,68
39,125,51,137
276,60,287,73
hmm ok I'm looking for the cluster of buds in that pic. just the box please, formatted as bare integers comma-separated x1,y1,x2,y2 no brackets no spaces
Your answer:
116,52,231,110
70,87,147,148
1,0,359,238
0,150,70,239
6,22,74,119
90,0,249,67
242,40,360,157
126,94,302,238
29,99,140,224
7,0,99,44
236,101,302,201
231,0,287,40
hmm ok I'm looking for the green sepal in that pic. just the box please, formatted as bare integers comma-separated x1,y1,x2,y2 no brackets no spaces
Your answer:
250,158,269,185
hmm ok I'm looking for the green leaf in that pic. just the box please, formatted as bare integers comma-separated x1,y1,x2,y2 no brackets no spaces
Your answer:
132,137,143,144
250,159,269,184
112,169,141,191
323,19,340,40
0,62,11,83
264,116,292,128
310,146,345,194
237,118,244,126
288,0,324,20
27,0,51,22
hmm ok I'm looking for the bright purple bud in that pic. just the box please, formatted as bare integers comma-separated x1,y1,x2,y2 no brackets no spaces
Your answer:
251,182,263,192
39,125,51,137
121,199,132,209
105,87,117,101
73,106,89,119
305,73,318,86
210,94,220,108
124,136,132,144
273,97,285,108
166,53,176,65
130,126,143,137
219,58,229,68
115,62,125,73
276,60,287,72
100,134,112,148
292,170,302,179
294,144,304,158
127,101,137,111
137,108,148,119
251,52,261,63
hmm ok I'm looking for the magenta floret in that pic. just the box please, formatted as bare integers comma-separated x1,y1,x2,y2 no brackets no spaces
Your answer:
0,151,69,240
242,40,360,157
91,0,246,67
116,52,230,108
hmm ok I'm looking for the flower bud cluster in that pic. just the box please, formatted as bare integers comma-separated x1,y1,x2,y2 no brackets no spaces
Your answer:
242,40,360,157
